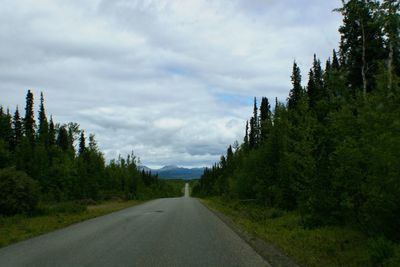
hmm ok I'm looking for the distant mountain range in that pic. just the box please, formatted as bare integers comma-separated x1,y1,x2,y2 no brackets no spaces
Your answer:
138,165,204,180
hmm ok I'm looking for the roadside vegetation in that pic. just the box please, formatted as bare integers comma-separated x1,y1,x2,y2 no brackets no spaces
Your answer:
0,178,186,248
203,197,400,267
0,199,141,248
0,90,182,212
193,1,400,266
0,90,186,245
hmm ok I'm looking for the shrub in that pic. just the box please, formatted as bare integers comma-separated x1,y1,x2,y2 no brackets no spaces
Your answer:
0,168,40,215
368,236,395,266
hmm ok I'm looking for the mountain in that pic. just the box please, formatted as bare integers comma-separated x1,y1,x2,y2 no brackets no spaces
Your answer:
159,165,179,171
138,165,204,180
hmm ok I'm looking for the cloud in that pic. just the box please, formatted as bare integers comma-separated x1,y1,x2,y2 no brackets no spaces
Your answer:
0,0,342,167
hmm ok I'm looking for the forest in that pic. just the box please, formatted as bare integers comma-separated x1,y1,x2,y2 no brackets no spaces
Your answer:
0,90,181,216
0,0,399,265
193,0,400,245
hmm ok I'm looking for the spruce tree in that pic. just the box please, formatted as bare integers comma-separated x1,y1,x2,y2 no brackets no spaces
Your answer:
313,55,324,97
337,0,385,95
332,49,340,71
79,131,86,155
0,107,12,149
56,126,69,151
5,109,13,150
38,92,49,146
259,97,271,143
249,97,259,149
24,90,36,145
307,55,324,111
259,97,270,124
226,145,233,165
325,58,332,73
48,116,56,146
12,107,23,151
288,61,303,110
307,69,316,108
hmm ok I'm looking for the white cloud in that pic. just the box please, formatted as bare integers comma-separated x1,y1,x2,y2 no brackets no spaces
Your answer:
0,0,342,167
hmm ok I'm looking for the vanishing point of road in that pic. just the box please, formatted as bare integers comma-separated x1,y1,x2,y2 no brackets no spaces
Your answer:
0,183,269,267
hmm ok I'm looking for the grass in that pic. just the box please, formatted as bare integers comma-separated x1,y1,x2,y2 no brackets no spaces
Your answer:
202,197,400,267
0,199,143,248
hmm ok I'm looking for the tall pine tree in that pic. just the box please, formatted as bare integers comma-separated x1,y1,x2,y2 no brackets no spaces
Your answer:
38,92,49,146
337,0,385,96
24,90,36,146
48,116,56,146
12,107,23,151
79,131,86,156
249,97,259,149
259,97,272,143
288,61,303,110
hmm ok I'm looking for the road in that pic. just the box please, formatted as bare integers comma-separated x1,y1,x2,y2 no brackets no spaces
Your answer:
0,183,269,267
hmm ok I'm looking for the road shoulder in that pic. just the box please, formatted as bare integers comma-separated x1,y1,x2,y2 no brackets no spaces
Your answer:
199,198,299,267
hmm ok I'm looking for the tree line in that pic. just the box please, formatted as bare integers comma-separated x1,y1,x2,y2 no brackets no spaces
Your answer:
193,0,400,242
0,91,179,215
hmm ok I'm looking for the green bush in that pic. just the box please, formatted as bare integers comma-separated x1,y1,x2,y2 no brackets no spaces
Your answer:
383,246,400,267
368,236,395,266
0,168,40,215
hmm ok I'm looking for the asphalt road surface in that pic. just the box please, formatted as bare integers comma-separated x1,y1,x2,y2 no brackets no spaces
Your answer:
0,183,269,267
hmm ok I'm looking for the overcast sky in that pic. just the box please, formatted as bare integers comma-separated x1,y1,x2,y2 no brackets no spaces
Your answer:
1,0,342,168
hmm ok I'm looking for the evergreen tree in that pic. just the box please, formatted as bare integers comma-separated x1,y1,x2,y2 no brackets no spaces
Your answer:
337,0,385,96
0,108,12,167
79,131,86,155
23,90,36,146
313,55,324,99
249,97,259,149
288,61,303,110
48,116,56,146
307,55,325,110
11,107,23,151
195,0,400,247
2,90,168,204
37,92,49,146
0,107,12,150
307,69,316,108
332,49,340,70
56,126,69,152
226,145,233,164
325,50,349,104
325,58,332,74
259,97,272,143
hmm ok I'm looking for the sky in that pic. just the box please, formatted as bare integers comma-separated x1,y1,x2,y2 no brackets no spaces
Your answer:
1,0,343,168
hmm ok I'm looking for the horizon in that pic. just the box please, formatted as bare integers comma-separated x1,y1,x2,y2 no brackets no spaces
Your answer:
138,164,205,170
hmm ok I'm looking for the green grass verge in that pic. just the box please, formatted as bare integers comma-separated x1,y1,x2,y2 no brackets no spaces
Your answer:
0,200,143,248
202,197,400,267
